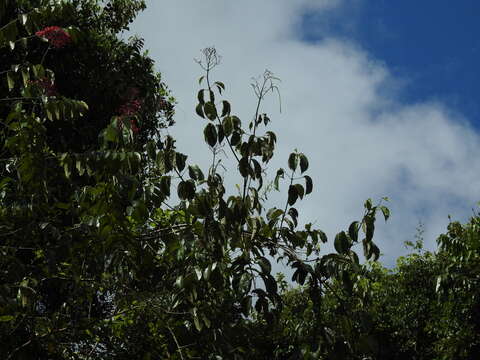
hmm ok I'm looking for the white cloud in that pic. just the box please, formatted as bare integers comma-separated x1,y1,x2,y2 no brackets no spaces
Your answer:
131,0,480,265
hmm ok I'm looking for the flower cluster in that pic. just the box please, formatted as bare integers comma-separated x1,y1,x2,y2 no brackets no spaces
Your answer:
118,99,142,117
35,26,71,48
117,94,142,134
29,77,58,96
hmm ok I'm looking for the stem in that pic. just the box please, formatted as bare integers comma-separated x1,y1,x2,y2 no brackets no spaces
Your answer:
168,326,186,360
205,68,240,164
40,46,50,65
277,169,295,241
173,162,186,182
0,97,37,102
243,78,267,201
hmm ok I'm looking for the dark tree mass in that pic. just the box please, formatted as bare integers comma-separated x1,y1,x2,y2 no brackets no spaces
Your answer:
1,1,479,359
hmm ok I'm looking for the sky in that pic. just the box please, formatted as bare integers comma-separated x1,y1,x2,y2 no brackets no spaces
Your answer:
299,0,480,129
131,0,480,266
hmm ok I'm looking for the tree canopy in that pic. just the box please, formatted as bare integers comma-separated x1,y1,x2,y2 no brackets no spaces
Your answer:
1,1,479,359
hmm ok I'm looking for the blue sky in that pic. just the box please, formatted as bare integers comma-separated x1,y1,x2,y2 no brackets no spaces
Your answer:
300,0,480,129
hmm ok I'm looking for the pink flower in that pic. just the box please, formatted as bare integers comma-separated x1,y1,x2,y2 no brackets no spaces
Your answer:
35,26,71,48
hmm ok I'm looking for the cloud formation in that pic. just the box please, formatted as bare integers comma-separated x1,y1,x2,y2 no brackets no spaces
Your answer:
131,0,480,265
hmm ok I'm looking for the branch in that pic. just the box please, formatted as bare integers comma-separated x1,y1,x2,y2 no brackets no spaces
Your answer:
168,326,186,360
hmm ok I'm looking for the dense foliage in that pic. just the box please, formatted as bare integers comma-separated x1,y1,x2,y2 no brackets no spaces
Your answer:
1,1,478,359
272,220,480,360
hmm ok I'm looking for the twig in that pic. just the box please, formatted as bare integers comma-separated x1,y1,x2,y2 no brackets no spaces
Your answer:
168,326,185,360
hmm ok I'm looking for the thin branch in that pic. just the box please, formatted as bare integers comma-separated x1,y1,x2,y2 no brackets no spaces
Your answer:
168,326,186,360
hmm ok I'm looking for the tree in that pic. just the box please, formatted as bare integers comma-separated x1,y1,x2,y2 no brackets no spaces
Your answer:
1,1,388,359
275,219,480,360
435,215,480,359
1,0,174,358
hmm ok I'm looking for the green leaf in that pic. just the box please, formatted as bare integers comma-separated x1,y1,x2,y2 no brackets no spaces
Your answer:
64,26,81,42
221,100,231,117
365,218,375,242
334,231,350,254
32,64,45,78
348,221,359,242
188,165,204,181
267,208,283,221
103,125,118,143
177,180,196,200
380,205,390,221
177,181,189,200
195,103,204,118
193,314,203,331
197,89,205,104
222,116,233,136
208,89,215,103
6,71,14,91
204,123,217,147
0,315,14,322
202,315,211,329
204,101,217,120
304,175,313,195
76,159,84,176
21,67,29,86
195,267,202,280
370,243,380,261
435,276,442,292
160,176,171,197
241,295,252,316
63,162,71,179
132,200,148,222
252,158,262,179
288,185,298,206
299,268,308,285
263,274,278,295
217,123,224,143
294,184,304,200
299,153,309,173
288,153,298,172
364,198,373,210
215,81,225,93
19,14,28,25
274,168,284,190
239,157,250,178
230,131,241,146
255,296,268,314
257,256,271,274
231,115,241,129
175,152,187,172
77,101,89,114
146,140,156,160
288,207,298,227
